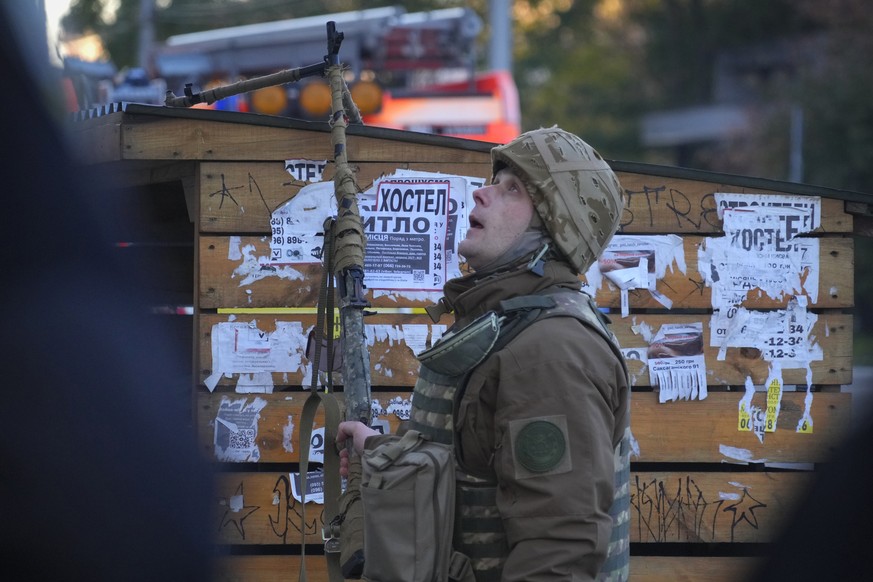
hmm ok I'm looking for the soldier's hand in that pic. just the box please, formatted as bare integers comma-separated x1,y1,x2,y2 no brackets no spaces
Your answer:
336,420,378,477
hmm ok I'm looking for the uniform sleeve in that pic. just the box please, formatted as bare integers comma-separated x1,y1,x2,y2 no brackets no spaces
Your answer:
467,319,623,581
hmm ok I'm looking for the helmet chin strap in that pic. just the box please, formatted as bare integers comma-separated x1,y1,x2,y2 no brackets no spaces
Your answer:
526,243,550,276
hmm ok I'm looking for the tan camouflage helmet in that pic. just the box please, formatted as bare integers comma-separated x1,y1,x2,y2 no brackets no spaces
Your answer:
491,127,624,273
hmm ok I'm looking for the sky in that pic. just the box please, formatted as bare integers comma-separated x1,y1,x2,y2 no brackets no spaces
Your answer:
45,0,74,62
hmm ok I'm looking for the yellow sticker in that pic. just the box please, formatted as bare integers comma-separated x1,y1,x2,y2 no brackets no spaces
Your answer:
764,377,782,433
797,416,814,434
333,309,342,339
738,402,752,432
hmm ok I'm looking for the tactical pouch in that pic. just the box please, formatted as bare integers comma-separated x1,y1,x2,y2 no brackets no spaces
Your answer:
418,311,502,377
360,430,469,582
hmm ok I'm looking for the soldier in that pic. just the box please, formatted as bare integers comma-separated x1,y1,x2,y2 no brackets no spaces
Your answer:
338,127,631,581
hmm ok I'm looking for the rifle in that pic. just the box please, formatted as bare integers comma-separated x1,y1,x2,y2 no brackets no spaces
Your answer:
166,21,371,581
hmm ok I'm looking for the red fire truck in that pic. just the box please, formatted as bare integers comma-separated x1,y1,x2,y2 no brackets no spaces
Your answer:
152,6,520,143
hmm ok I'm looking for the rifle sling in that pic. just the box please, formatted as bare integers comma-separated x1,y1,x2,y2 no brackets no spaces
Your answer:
299,389,344,582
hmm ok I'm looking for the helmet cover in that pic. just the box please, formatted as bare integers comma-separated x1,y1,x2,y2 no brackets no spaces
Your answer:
491,127,624,273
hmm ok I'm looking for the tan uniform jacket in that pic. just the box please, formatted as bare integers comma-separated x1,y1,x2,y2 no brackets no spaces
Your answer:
443,260,630,582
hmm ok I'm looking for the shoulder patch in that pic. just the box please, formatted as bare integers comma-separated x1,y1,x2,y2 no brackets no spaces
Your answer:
509,415,572,478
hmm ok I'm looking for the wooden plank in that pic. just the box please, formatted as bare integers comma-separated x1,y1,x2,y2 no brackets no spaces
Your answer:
616,172,852,234
211,471,811,545
196,391,409,463
198,234,853,310
628,556,761,582
213,555,326,582
196,313,853,388
195,391,849,464
198,161,492,233
110,160,197,189
119,117,490,163
194,164,853,241
213,555,761,582
67,116,123,165
631,391,849,463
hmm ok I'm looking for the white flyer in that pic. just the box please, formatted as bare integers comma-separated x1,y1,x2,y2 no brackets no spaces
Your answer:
213,397,268,462
647,322,708,402
207,321,308,392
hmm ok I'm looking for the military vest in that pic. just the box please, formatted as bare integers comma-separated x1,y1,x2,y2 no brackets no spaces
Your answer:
407,290,631,582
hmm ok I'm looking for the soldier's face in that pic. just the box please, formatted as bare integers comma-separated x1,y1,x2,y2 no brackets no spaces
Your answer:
459,168,534,270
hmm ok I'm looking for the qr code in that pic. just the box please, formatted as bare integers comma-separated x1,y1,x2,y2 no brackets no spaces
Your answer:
413,269,424,282
230,429,255,450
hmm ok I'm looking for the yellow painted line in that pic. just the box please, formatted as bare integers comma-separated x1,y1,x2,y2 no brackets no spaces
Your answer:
217,307,428,315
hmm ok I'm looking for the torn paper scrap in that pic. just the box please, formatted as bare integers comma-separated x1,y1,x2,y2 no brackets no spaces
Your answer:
620,347,648,386
269,181,336,264
710,300,823,370
290,470,324,504
797,389,814,433
284,159,328,183
648,322,708,402
584,234,685,316
235,371,275,394
307,427,325,464
738,376,756,433
719,444,767,465
214,396,267,462
713,193,820,229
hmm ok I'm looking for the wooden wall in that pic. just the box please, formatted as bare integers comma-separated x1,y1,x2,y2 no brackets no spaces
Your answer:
71,106,856,581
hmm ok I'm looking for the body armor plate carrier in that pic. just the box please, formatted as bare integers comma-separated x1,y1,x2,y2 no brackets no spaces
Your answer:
407,290,631,582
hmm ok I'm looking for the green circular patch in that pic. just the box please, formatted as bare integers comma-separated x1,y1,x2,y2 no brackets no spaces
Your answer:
515,420,566,473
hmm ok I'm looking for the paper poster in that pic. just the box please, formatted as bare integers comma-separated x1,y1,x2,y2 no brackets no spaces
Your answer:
214,397,267,462
266,170,483,292
698,193,821,310
647,322,708,402
206,321,308,392
584,234,686,317
364,178,451,290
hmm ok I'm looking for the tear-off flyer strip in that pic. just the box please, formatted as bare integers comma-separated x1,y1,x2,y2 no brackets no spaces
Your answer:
647,322,707,402
584,234,686,317
214,396,267,462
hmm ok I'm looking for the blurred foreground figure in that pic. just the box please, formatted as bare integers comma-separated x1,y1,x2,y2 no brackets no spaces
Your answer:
749,412,873,581
0,4,213,580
